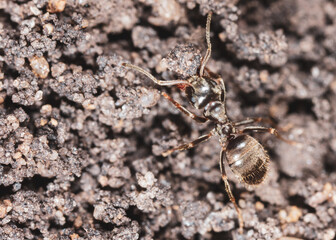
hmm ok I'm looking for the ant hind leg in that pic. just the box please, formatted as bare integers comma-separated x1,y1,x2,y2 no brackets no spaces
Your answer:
240,126,301,146
219,149,244,234
233,117,274,127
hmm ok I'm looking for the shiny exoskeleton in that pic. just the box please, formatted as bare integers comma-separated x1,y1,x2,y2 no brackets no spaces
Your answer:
122,12,295,234
226,135,269,185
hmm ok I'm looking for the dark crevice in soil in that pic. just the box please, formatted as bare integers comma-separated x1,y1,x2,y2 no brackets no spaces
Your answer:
288,195,316,213
20,175,55,192
0,183,13,198
288,99,314,116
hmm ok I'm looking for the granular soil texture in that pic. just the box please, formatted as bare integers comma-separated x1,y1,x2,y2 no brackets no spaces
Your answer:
0,0,336,239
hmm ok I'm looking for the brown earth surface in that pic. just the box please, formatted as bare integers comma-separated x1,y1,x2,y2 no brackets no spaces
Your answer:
0,0,336,239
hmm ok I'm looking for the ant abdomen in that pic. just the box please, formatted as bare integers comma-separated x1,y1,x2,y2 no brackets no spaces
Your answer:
226,135,270,185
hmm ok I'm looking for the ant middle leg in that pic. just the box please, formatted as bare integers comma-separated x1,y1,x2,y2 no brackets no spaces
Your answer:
240,126,300,146
199,12,213,77
162,132,213,157
219,149,244,234
161,92,208,123
122,63,190,86
234,117,274,127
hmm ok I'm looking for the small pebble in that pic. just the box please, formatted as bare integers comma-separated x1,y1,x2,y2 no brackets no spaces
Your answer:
139,88,160,108
49,118,58,127
43,23,54,35
279,206,302,223
70,233,80,240
35,90,43,101
287,206,302,223
0,200,12,218
137,172,156,188
41,104,53,115
0,205,6,218
81,19,89,28
47,0,66,13
13,183,21,192
40,118,48,126
255,201,264,211
30,6,42,16
323,229,335,240
98,175,108,187
29,56,50,79
13,152,22,159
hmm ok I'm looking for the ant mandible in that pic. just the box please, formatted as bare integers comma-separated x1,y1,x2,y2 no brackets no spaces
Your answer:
122,12,296,234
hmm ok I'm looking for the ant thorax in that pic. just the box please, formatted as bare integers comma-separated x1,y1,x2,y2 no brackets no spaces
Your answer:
204,101,227,123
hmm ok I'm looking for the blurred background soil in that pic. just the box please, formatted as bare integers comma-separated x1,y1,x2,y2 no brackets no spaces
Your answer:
0,0,336,239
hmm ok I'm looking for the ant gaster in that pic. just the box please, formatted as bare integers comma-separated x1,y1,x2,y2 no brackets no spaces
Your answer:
122,12,296,234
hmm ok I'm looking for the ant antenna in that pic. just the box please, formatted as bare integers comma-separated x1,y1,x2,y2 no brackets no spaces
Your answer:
199,11,213,77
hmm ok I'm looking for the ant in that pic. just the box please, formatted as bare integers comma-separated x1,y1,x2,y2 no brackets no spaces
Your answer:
122,12,297,234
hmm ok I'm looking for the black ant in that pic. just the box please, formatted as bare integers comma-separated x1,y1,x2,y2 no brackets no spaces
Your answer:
122,12,297,234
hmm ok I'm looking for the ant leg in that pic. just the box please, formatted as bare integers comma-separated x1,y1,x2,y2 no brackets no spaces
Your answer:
199,12,213,77
235,118,296,135
234,117,274,127
122,63,190,86
162,132,213,157
240,126,300,146
162,92,208,123
219,149,244,234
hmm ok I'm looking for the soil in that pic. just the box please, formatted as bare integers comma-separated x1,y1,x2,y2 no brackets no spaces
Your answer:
0,0,336,239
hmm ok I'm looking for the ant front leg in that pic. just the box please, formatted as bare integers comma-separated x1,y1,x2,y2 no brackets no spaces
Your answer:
240,126,300,146
162,132,213,157
122,63,190,86
219,149,244,234
161,92,208,123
